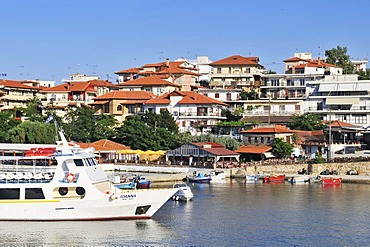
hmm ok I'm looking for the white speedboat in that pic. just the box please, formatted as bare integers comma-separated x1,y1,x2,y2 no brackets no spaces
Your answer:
0,130,177,221
172,183,193,201
289,175,310,184
209,170,227,180
246,174,260,183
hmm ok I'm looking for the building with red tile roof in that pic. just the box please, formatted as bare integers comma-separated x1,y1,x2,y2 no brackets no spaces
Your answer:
0,79,45,111
115,76,181,96
90,90,156,123
40,80,116,117
209,55,265,90
144,90,228,134
115,59,200,91
241,125,295,145
235,145,273,161
166,142,240,168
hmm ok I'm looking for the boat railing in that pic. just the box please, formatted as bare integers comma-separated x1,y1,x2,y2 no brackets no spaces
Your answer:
0,171,55,184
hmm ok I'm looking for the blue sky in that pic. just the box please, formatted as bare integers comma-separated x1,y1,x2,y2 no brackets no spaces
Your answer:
1,0,369,82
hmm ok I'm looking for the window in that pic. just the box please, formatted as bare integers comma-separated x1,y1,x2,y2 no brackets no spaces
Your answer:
217,68,221,73
25,188,45,199
261,137,265,144
271,79,279,86
254,137,258,143
229,67,232,73
295,105,301,111
336,114,348,122
74,159,84,167
0,188,20,200
279,105,285,112
300,79,305,86
117,105,122,111
248,137,251,143
267,137,271,144
215,93,220,98
354,114,367,124
287,79,293,86
128,105,135,113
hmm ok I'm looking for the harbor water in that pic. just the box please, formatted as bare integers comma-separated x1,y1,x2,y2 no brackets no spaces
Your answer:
0,179,369,246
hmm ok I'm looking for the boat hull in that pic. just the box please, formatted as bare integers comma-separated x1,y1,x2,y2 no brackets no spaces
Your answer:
321,177,342,185
0,188,178,221
263,175,285,183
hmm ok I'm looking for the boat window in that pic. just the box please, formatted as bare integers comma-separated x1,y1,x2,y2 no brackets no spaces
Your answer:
0,188,20,200
74,159,84,167
88,158,96,166
25,188,45,199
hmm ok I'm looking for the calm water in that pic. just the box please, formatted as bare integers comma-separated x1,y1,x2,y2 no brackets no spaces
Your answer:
0,179,369,246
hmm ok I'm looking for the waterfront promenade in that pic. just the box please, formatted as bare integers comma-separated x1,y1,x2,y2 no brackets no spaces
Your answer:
109,163,370,184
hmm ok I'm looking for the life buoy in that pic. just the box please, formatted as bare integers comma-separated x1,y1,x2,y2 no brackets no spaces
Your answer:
66,173,75,183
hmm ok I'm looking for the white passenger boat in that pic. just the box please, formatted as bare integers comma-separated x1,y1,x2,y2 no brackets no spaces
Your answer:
0,130,177,221
172,183,193,201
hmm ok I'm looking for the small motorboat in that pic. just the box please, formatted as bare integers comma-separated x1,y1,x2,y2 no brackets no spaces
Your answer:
263,174,285,183
246,174,260,183
289,175,310,184
172,183,194,201
209,170,227,180
114,176,151,189
186,172,211,183
309,176,322,183
321,177,342,185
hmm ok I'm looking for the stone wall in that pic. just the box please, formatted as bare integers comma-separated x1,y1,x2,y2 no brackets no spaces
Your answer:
242,162,370,175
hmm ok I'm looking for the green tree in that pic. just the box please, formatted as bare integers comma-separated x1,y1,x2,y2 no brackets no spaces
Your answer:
143,110,178,134
6,121,56,144
272,138,294,158
289,113,325,131
0,111,21,142
63,107,117,142
357,69,370,80
325,45,354,74
115,115,178,150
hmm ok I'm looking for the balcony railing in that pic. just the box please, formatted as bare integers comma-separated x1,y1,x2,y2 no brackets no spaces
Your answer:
243,110,301,116
178,112,222,117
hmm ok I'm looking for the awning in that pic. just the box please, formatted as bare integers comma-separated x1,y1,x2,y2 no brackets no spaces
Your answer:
89,101,109,105
326,97,359,105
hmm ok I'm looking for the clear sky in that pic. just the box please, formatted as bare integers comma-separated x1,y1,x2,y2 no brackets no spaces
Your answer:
1,0,369,83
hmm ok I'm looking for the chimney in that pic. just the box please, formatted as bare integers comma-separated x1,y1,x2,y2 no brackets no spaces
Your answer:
166,58,170,67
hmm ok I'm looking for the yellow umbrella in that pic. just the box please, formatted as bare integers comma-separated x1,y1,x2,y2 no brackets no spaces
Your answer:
117,149,136,154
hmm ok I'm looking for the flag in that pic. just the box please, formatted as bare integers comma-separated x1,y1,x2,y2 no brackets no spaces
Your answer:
45,115,53,124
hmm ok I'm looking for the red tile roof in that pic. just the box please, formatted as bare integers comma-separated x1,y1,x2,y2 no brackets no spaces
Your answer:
117,76,181,87
115,68,140,74
93,91,156,100
283,57,309,62
235,145,272,154
294,60,338,69
210,55,261,66
0,79,39,90
241,125,294,134
144,90,228,106
203,147,240,156
192,142,224,148
92,139,130,150
323,120,360,128
77,143,112,151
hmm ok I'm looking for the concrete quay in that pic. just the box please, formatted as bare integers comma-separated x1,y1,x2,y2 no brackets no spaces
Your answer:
108,163,370,184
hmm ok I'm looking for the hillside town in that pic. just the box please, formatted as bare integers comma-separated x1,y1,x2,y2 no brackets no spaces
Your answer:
1,50,370,167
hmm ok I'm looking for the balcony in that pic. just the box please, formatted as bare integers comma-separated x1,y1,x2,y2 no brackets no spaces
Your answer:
243,110,300,116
